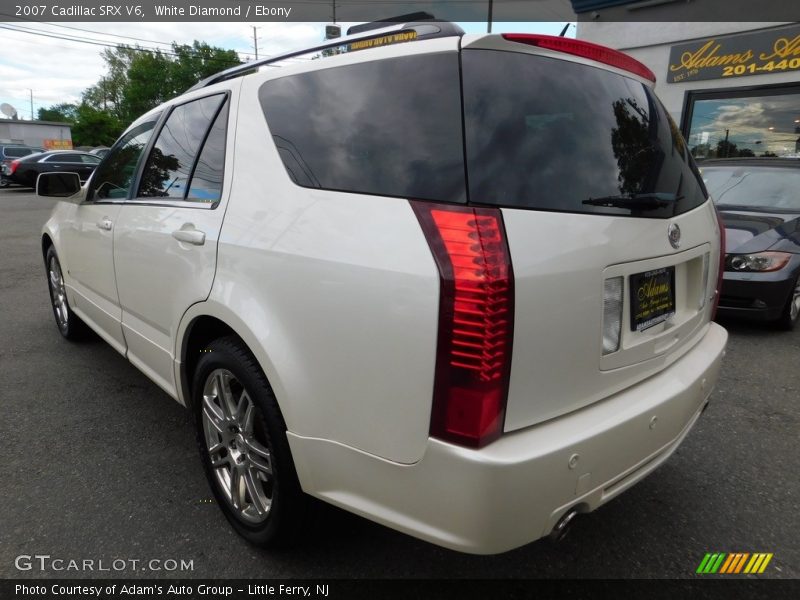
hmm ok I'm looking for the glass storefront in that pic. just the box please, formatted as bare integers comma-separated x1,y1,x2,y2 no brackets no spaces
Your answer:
683,85,800,160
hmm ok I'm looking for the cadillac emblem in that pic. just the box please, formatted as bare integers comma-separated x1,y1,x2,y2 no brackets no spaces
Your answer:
668,223,681,249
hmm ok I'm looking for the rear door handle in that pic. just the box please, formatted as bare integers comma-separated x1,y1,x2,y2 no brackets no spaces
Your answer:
96,218,113,231
172,224,206,246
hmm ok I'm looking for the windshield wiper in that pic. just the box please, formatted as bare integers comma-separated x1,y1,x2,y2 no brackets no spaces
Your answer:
582,192,684,210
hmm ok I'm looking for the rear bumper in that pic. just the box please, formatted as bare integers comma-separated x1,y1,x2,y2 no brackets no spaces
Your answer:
288,322,727,554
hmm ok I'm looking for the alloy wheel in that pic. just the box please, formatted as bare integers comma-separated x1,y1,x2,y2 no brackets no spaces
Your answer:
201,368,274,524
48,256,69,329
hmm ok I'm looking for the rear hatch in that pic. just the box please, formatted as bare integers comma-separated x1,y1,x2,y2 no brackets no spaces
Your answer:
461,35,722,432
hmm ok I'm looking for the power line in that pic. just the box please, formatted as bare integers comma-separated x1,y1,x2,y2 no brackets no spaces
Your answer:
0,24,245,66
0,13,261,58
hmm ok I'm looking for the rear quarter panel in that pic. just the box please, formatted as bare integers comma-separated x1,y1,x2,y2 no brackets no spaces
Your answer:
202,74,442,464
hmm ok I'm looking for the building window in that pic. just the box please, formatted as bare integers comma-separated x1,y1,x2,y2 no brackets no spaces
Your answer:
683,84,800,160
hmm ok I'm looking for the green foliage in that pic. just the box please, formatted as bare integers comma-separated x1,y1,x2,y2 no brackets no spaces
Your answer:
40,39,241,148
83,41,241,127
37,103,78,123
70,104,124,147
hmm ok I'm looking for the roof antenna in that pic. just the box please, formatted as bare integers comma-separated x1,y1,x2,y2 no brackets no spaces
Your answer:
559,23,571,37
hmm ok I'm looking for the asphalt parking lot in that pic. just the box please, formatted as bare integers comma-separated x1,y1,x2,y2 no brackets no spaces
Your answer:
1,187,798,580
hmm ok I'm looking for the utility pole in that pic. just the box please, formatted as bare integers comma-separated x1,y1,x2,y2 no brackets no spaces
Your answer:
29,89,33,121
487,0,493,33
252,26,260,60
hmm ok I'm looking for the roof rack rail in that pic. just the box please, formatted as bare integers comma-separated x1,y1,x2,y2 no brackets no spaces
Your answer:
187,18,464,92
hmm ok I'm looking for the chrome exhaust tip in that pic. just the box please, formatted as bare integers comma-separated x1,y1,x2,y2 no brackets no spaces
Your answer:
550,508,579,543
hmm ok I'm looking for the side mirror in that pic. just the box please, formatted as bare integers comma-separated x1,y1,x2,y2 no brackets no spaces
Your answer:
37,172,82,198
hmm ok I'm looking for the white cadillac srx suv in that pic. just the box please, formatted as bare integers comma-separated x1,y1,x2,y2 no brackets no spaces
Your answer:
38,19,728,554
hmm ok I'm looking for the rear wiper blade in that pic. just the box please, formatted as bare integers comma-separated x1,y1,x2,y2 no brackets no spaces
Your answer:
582,192,684,210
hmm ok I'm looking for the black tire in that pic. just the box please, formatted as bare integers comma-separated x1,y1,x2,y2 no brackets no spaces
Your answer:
192,336,305,547
775,275,800,331
44,245,88,339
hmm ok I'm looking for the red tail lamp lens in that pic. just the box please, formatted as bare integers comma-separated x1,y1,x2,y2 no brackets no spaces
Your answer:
502,33,657,83
411,201,514,448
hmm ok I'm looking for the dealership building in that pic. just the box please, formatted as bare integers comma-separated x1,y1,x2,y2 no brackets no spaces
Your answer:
574,2,800,159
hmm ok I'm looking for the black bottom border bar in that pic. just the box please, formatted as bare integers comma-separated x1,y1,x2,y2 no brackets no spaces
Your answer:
3,579,799,600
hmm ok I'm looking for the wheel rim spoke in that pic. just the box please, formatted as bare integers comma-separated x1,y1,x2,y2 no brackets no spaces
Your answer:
243,470,266,516
201,367,273,524
202,395,225,433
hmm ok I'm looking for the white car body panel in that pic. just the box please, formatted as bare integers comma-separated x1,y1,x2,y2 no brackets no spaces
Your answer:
38,30,729,554
59,200,127,353
209,78,441,462
501,201,722,431
113,84,241,399
288,321,726,554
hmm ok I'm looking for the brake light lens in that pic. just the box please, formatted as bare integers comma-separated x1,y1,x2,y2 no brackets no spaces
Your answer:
502,33,657,83
9,159,19,174
411,201,514,448
712,206,726,319
602,277,623,354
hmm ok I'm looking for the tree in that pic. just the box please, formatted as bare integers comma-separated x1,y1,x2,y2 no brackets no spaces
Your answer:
70,104,123,147
38,103,78,123
716,139,738,158
83,42,241,128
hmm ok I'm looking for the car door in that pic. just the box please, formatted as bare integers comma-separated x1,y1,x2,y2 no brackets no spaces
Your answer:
60,118,160,354
112,91,234,397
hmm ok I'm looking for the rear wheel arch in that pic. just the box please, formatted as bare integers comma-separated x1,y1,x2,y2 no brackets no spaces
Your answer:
181,315,240,408
41,234,53,263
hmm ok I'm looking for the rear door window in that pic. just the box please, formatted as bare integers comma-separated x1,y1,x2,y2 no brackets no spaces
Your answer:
462,49,708,218
259,53,465,203
138,94,226,200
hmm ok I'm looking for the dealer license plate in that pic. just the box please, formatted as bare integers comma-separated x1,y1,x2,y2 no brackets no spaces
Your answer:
630,266,675,331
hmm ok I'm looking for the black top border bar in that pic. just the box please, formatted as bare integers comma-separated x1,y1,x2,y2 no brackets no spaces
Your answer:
0,0,797,22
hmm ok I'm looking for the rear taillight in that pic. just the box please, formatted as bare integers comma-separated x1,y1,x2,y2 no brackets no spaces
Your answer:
9,159,19,174
712,206,726,319
502,33,657,83
411,201,514,448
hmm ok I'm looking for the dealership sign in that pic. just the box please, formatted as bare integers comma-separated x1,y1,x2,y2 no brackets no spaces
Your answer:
667,25,800,83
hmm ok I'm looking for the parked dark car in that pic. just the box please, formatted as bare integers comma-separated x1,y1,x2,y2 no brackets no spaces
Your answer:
702,158,800,329
0,144,44,187
4,150,101,188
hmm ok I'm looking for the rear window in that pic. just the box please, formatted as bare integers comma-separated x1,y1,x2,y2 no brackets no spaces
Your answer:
462,49,708,218
259,54,465,203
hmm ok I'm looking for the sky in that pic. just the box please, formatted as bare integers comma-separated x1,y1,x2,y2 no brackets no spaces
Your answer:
0,21,575,120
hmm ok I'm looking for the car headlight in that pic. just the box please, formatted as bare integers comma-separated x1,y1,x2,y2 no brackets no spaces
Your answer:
726,252,791,272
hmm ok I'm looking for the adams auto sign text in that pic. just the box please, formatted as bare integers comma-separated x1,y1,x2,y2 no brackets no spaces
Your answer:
668,25,800,83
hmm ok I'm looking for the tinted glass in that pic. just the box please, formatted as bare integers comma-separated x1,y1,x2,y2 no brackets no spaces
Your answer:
92,119,157,200
4,147,34,158
462,49,708,218
48,153,82,163
186,100,228,203
81,154,101,164
702,166,800,210
259,54,465,203
138,94,225,199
